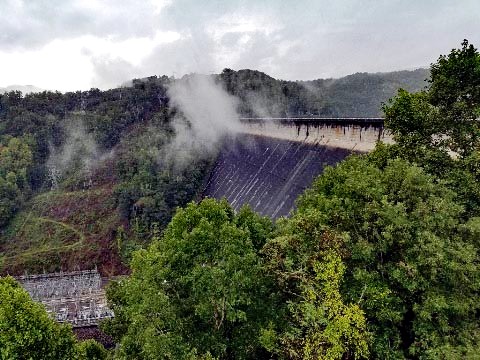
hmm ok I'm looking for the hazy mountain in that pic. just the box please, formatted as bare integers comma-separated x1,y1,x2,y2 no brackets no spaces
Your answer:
0,84,44,94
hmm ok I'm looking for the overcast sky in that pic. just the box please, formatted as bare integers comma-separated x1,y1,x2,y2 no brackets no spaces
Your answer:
0,0,478,91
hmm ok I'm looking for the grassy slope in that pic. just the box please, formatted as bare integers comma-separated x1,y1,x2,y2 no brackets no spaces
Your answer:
0,163,128,276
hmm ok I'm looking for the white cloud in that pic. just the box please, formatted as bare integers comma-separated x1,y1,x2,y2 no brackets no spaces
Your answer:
150,0,172,14
0,0,478,90
0,31,182,91
206,11,281,42
0,40,92,91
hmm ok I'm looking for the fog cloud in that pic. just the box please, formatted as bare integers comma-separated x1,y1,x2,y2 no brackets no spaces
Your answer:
164,74,241,170
47,117,110,189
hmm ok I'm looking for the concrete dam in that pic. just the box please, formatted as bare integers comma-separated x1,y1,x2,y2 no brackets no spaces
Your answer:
202,118,392,219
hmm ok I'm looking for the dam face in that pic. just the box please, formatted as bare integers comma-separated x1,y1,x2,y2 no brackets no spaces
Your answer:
202,119,391,219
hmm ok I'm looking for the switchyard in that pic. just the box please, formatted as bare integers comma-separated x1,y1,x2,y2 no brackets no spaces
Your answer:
17,269,113,328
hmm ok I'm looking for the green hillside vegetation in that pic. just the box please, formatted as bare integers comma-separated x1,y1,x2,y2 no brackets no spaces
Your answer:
101,40,480,359
0,186,122,275
0,40,478,359
220,68,428,117
0,120,212,275
0,65,427,275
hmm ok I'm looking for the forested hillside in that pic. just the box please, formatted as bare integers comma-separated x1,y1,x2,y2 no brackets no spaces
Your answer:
1,39,479,360
221,68,428,117
0,76,208,275
0,68,427,275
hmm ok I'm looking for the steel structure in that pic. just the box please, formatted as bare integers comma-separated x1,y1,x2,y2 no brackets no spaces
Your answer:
17,270,113,328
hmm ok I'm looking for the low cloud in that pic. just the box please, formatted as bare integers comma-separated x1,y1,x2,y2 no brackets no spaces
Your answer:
163,74,241,170
46,116,111,189
1,0,480,90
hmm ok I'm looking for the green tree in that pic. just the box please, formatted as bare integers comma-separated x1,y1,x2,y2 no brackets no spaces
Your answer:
76,339,108,360
0,177,20,227
103,199,275,359
382,40,480,216
0,137,33,184
0,276,78,359
384,39,480,157
262,222,370,359
295,156,480,358
0,137,33,227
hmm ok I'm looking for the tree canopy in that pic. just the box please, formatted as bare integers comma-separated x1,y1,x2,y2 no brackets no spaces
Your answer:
0,137,33,227
295,156,480,358
381,40,480,217
0,276,107,359
103,199,275,359
384,39,480,158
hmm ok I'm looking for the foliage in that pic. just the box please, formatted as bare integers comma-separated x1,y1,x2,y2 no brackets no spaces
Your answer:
76,339,108,360
0,187,126,276
220,68,427,117
103,199,275,359
429,40,480,114
112,124,214,256
0,177,20,229
0,137,33,227
384,40,480,157
0,82,211,274
296,156,480,358
382,40,480,217
263,222,370,359
0,276,77,359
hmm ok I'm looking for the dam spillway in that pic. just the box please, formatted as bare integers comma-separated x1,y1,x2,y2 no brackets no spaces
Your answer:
202,118,392,219
203,134,353,218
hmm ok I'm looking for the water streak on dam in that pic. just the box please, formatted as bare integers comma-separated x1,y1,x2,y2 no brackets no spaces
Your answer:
202,118,391,219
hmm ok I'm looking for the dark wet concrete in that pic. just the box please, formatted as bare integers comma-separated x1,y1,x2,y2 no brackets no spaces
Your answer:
202,133,353,219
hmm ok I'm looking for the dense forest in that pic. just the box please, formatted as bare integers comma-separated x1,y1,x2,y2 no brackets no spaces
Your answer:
0,66,427,275
221,68,428,117
1,40,479,359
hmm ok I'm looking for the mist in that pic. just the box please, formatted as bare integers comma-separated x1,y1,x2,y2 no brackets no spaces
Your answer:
46,117,109,189
164,74,242,170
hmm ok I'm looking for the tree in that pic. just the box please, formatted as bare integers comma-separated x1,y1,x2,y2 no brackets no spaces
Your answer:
384,40,480,158
0,177,20,227
294,156,480,358
103,199,275,359
0,276,78,359
76,339,108,360
0,137,33,228
0,137,33,183
262,221,370,359
382,40,480,217
430,40,480,111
